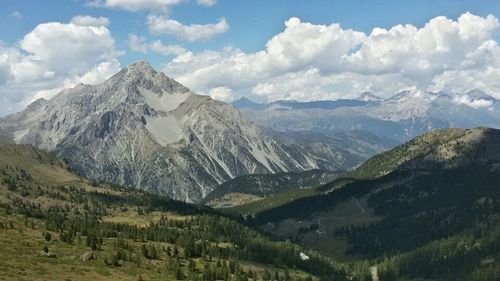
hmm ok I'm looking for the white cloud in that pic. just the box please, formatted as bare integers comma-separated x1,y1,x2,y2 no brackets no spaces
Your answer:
10,11,22,19
148,15,229,41
208,86,233,102
71,15,110,26
129,34,186,55
343,12,499,78
0,20,122,116
429,40,500,99
19,22,119,76
163,13,500,103
454,95,494,109
196,0,217,7
150,41,186,55
129,34,149,52
87,0,182,12
264,17,365,73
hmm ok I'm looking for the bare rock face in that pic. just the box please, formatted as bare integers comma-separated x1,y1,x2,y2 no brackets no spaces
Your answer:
0,61,358,202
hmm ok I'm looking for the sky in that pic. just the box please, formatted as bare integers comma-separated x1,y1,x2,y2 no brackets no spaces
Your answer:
1,0,500,116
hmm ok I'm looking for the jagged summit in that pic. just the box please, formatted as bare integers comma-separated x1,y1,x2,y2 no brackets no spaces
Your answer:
0,61,351,202
126,60,153,71
104,61,191,98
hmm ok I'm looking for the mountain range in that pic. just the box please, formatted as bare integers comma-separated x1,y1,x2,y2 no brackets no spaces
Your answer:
0,62,364,202
234,90,500,142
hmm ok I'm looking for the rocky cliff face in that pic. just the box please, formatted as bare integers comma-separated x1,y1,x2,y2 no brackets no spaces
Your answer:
0,61,359,202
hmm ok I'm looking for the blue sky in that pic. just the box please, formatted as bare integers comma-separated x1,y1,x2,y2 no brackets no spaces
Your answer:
1,0,500,115
2,0,500,66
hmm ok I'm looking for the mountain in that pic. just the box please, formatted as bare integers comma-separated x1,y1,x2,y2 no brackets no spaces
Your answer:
231,97,267,110
350,127,500,179
357,91,382,102
248,127,500,222
236,127,500,281
274,130,399,160
236,91,500,143
0,61,360,202
203,170,341,206
233,98,369,111
0,143,346,280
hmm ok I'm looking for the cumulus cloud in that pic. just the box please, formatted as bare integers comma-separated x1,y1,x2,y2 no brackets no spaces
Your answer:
196,0,217,7
0,20,122,116
71,15,110,26
87,0,182,12
148,15,229,41
454,95,494,109
129,34,186,55
208,86,233,102
162,13,500,102
429,40,500,99
343,13,499,77
19,22,119,76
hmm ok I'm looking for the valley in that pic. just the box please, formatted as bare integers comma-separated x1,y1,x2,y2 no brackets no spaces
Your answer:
0,143,345,281
1,107,499,280
2,2,500,280
226,128,500,280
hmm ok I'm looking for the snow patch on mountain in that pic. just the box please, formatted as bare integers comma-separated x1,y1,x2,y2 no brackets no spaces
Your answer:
0,61,357,202
145,115,183,145
142,89,190,113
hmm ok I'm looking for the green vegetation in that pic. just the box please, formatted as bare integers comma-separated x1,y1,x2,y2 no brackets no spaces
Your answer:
0,144,346,281
234,128,500,281
204,170,340,202
3,127,500,281
226,187,319,216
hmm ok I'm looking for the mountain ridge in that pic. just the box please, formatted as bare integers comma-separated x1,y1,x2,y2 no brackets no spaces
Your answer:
233,127,500,280
0,61,360,202
234,91,500,142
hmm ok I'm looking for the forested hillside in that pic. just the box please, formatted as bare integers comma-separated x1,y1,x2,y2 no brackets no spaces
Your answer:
233,128,500,281
0,143,346,281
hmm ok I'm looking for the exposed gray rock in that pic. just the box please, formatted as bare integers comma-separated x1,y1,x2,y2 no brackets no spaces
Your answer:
81,251,96,261
0,61,360,202
39,251,57,258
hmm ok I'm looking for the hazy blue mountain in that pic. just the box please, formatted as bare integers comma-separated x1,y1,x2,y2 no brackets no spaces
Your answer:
236,90,500,143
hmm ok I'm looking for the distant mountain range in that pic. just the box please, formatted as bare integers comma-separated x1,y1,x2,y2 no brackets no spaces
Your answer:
234,90,500,142
0,62,366,202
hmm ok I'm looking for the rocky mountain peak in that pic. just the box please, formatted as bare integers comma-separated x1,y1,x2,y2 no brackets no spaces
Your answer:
0,61,352,202
126,60,155,72
105,61,191,98
26,98,48,110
